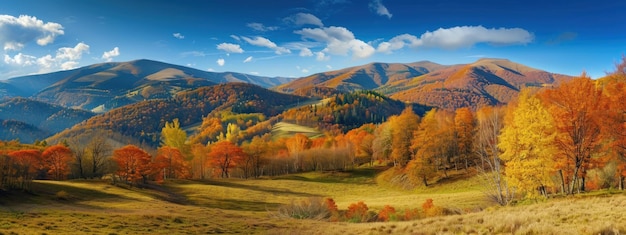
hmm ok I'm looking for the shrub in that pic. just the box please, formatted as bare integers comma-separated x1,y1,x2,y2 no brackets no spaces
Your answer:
274,197,330,220
422,198,444,217
377,205,397,222
346,201,370,223
403,208,420,221
325,198,340,222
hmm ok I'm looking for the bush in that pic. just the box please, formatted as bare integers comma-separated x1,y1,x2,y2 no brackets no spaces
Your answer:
274,197,330,220
325,198,340,222
377,205,397,222
346,201,371,223
422,198,444,217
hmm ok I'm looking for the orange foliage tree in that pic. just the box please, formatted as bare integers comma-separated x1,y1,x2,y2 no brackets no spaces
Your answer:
207,141,246,178
153,146,189,180
454,107,475,170
603,57,626,190
112,145,152,185
8,149,42,188
42,145,73,180
540,75,608,194
390,106,420,167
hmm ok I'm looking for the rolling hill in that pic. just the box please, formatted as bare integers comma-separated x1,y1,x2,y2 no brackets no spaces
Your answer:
274,61,446,93
0,59,296,112
47,83,309,146
0,97,96,142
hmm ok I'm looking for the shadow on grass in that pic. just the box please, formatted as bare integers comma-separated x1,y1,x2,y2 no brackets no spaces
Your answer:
190,197,283,211
271,167,387,185
169,179,321,198
0,180,136,210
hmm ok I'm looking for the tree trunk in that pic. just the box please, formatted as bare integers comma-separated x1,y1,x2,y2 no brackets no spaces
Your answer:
558,170,566,195
422,175,428,187
580,176,586,192
620,175,624,190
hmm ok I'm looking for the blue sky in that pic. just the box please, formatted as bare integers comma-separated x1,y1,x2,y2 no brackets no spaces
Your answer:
1,0,625,80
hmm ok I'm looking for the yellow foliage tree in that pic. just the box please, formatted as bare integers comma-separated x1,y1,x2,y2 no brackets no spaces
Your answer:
408,109,440,186
499,90,557,198
161,119,189,155
390,106,420,167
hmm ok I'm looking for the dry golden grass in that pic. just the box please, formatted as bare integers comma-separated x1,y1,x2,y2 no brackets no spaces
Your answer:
0,169,624,234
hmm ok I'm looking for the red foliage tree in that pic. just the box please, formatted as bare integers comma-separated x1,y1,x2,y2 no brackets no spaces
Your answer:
207,141,246,178
42,145,73,180
7,149,42,188
153,146,190,180
112,145,152,184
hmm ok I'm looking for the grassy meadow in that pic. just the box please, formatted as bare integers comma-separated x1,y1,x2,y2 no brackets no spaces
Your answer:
1,168,625,234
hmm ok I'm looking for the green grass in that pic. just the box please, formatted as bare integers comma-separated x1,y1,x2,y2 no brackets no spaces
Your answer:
1,168,625,234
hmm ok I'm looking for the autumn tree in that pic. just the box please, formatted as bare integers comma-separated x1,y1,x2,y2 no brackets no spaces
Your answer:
112,145,152,185
7,149,42,189
189,117,223,145
207,141,246,178
390,106,420,167
242,135,270,178
499,90,557,198
154,146,189,180
408,109,441,186
372,121,392,164
285,133,312,172
474,106,513,205
540,75,607,194
454,107,475,170
602,57,626,190
161,118,189,155
42,145,73,180
190,143,210,179
87,136,111,178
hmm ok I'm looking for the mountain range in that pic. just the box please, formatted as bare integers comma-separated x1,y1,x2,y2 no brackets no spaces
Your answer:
0,58,573,144
0,59,295,112
276,58,572,110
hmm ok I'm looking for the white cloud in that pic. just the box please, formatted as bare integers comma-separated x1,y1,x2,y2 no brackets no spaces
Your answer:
230,35,240,41
295,26,375,59
284,13,323,27
207,68,215,72
241,36,291,54
301,68,309,73
58,42,90,60
326,65,333,70
3,42,90,76
249,71,259,75
216,58,225,66
4,53,37,66
315,51,330,61
369,0,392,19
101,46,119,62
61,61,79,70
243,56,253,63
173,33,184,39
216,43,244,53
299,48,313,57
377,26,534,53
0,14,64,51
246,22,278,32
